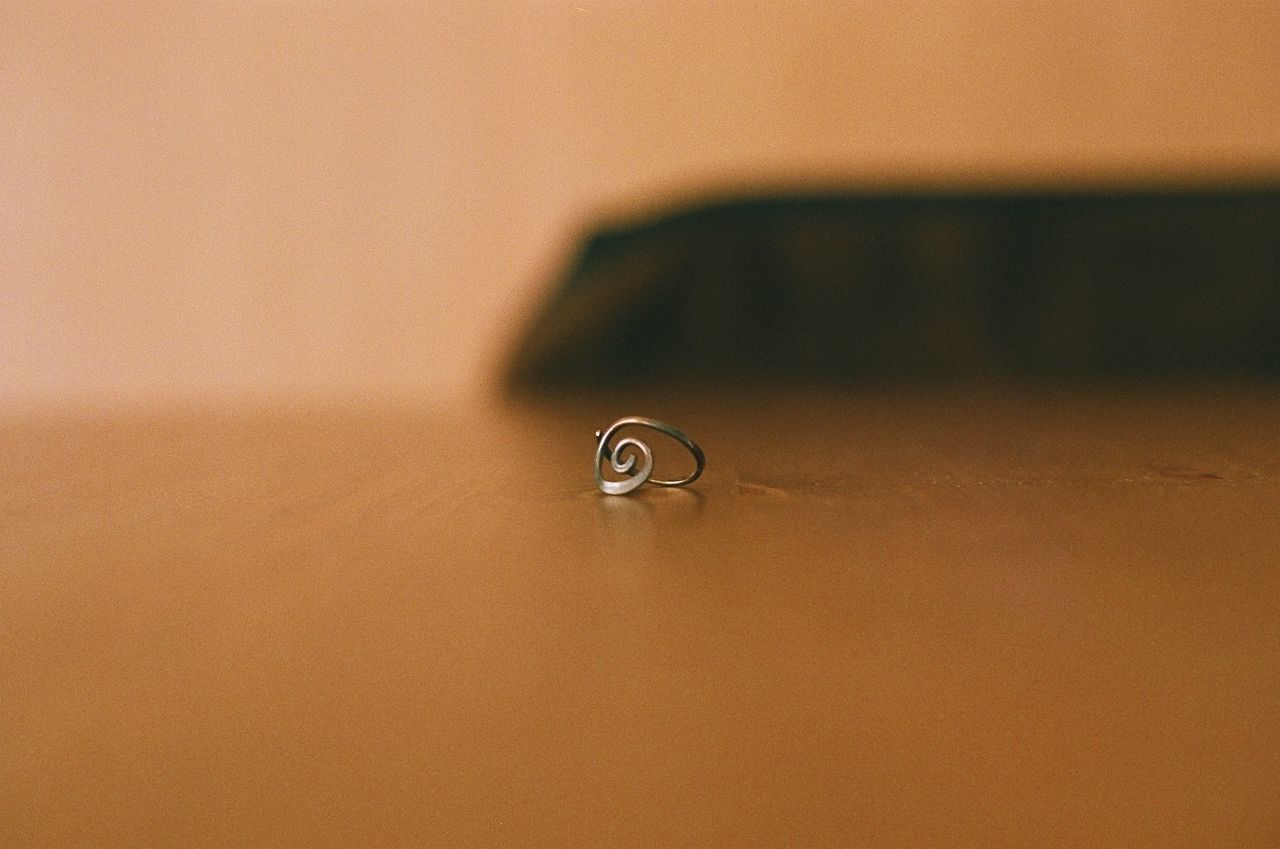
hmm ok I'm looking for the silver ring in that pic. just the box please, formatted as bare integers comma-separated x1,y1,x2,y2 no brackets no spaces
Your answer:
594,417,705,495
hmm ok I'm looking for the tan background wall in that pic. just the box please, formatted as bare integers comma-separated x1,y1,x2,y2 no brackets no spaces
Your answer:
3,1,1278,407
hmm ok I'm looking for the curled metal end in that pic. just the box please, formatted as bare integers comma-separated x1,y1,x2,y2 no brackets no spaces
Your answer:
594,417,704,495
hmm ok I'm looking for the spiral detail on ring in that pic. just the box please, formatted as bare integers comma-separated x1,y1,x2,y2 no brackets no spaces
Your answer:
596,435,653,495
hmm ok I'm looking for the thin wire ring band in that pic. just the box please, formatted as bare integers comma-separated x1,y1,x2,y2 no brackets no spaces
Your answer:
594,417,705,495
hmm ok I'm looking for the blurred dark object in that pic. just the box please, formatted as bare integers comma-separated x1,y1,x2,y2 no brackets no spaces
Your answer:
506,188,1280,387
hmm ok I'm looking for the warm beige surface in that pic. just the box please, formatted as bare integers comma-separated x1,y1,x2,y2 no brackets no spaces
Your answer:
5,1,1280,405
3,389,1278,847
